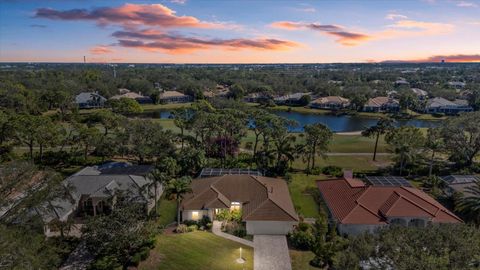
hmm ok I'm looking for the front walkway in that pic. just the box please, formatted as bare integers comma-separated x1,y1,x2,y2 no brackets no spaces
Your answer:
254,235,292,270
211,221,254,247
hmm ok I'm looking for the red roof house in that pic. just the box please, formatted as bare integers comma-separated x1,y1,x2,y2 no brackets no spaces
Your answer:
317,175,462,235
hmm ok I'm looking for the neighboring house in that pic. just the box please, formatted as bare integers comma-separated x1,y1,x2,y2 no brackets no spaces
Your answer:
317,174,462,236
75,91,107,109
243,93,270,103
274,92,312,105
411,88,429,100
181,174,299,235
363,97,400,113
310,96,350,110
199,168,263,178
387,90,398,99
159,90,193,103
448,81,466,89
441,175,479,197
425,97,473,114
110,89,153,104
394,78,409,86
39,162,159,237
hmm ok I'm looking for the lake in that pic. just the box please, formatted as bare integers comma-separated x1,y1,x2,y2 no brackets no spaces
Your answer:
140,110,442,132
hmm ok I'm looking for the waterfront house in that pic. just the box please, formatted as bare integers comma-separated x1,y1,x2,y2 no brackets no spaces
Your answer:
440,175,479,197
110,89,153,104
310,96,350,110
274,92,312,105
75,91,107,109
411,88,429,100
159,90,193,103
363,96,400,113
425,97,473,114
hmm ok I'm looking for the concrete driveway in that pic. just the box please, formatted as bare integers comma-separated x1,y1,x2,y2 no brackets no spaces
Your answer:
254,235,292,270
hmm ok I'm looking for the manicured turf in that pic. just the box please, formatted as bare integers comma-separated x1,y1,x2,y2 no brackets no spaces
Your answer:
290,250,318,270
156,198,177,227
141,103,192,112
288,174,322,218
291,155,392,172
139,231,253,270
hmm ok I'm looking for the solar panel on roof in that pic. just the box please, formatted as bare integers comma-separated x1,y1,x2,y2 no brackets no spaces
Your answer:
365,176,412,187
199,168,263,178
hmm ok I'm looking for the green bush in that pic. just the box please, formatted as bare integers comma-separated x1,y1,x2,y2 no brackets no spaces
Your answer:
310,166,322,175
322,165,343,177
233,227,247,238
288,223,315,250
175,224,188,233
90,255,122,270
206,222,213,230
187,225,198,232
199,215,211,228
183,220,198,227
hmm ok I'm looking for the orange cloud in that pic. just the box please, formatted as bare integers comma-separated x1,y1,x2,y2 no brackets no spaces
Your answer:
34,3,223,29
418,54,480,62
90,45,113,55
271,21,370,46
112,29,299,54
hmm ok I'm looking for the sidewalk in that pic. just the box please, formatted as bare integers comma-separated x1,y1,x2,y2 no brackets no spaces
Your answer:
212,221,254,247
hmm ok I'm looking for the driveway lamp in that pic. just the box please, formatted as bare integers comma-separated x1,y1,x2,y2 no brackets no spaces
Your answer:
236,247,245,264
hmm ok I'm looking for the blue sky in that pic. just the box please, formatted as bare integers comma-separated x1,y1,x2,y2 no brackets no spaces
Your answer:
1,0,479,63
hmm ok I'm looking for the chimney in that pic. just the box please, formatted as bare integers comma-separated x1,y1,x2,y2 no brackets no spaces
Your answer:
343,170,353,179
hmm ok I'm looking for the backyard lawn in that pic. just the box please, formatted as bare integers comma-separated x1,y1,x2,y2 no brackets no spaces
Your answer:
288,173,327,219
290,250,318,270
291,155,392,172
156,197,177,227
139,231,253,270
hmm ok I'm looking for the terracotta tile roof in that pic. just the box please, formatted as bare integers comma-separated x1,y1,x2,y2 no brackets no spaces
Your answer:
311,96,350,105
366,96,399,107
317,178,462,225
182,175,298,222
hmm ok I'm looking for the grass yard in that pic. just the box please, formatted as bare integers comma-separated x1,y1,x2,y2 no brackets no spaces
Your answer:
156,197,177,227
330,134,387,153
292,155,392,172
141,103,192,112
290,250,317,270
139,231,253,270
288,174,323,218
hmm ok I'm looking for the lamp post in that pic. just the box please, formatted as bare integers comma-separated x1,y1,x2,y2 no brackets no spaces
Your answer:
236,247,245,264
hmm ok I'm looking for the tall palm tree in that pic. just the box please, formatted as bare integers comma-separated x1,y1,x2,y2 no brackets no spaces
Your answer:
425,128,443,177
362,118,394,161
165,176,192,224
456,181,480,224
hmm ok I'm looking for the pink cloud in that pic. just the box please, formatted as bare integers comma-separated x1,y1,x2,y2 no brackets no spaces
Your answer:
90,45,113,55
34,3,223,29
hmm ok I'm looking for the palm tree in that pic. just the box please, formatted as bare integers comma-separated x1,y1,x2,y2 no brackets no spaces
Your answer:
456,181,480,224
149,157,178,216
362,118,394,161
165,176,192,224
425,128,443,177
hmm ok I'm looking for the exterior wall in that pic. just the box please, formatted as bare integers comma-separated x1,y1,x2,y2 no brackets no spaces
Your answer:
246,221,297,235
182,210,210,222
337,224,385,236
147,184,164,213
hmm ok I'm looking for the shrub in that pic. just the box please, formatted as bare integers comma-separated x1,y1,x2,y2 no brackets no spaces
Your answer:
183,220,198,227
310,166,322,175
322,165,343,177
130,247,150,266
175,224,188,233
199,215,211,228
206,222,213,230
288,230,315,250
233,227,247,238
187,225,198,232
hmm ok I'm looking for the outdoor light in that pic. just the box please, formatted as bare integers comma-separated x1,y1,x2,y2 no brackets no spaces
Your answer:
236,247,245,264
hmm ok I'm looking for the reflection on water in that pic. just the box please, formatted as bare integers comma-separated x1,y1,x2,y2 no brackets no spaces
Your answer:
136,110,442,132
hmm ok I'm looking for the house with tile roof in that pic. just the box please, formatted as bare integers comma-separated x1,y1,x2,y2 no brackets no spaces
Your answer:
159,90,193,103
441,175,479,198
363,96,400,113
110,89,153,104
425,97,473,114
274,92,312,105
317,174,462,236
39,162,160,237
411,88,429,100
75,91,107,109
310,96,350,110
181,174,298,235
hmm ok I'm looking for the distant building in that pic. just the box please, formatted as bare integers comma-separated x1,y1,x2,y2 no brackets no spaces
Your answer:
75,91,106,109
159,90,193,103
274,92,312,105
448,81,466,89
394,78,409,86
411,88,429,100
364,97,400,113
441,175,479,198
310,96,350,110
243,92,270,103
110,89,153,104
425,97,473,114
317,174,462,236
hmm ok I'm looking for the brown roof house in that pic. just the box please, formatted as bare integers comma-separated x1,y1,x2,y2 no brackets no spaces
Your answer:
181,175,298,235
317,173,462,236
364,96,400,113
159,90,193,103
310,96,350,110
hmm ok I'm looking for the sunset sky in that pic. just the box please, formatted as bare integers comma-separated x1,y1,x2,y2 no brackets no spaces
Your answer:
0,0,479,63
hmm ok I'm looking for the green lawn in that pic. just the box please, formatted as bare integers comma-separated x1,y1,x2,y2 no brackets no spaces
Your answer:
291,155,391,172
290,250,317,270
139,231,253,270
141,103,192,112
288,174,323,219
156,197,177,227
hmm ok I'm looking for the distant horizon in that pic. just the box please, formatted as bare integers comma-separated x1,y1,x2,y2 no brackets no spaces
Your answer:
1,0,479,63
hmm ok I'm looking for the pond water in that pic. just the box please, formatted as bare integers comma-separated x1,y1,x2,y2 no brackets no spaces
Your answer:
139,110,442,132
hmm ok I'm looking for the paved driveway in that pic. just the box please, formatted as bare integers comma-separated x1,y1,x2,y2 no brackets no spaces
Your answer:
254,235,292,270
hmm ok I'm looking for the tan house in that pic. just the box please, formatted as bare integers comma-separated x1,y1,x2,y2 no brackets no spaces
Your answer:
364,96,400,113
159,90,193,103
181,175,298,235
310,96,350,110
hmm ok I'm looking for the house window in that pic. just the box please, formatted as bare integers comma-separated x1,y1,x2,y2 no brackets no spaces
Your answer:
192,211,199,220
230,202,241,211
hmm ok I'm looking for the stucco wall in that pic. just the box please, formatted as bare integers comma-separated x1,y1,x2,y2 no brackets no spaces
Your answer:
182,210,211,222
246,221,297,235
338,224,385,236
